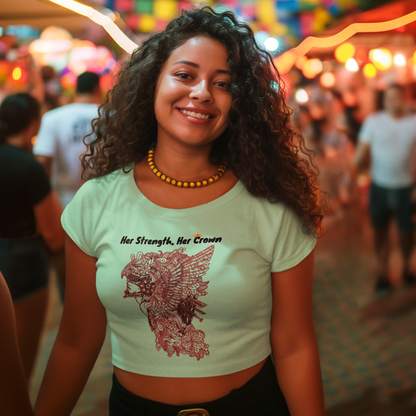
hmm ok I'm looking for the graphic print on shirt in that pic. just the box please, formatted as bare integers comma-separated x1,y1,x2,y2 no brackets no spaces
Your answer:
121,245,214,360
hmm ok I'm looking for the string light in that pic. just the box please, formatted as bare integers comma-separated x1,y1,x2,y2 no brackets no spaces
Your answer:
275,10,416,74
49,0,137,54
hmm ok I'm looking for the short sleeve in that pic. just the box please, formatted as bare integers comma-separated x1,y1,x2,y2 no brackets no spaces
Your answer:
25,158,51,205
33,112,56,157
358,116,373,144
61,180,96,257
271,207,317,273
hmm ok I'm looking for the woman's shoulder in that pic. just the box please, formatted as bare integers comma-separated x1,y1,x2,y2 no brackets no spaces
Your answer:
85,164,134,188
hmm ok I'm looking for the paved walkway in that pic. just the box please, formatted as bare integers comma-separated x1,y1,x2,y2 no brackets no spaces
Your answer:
30,200,416,415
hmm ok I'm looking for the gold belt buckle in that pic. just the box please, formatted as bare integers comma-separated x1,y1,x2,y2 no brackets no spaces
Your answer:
177,409,210,416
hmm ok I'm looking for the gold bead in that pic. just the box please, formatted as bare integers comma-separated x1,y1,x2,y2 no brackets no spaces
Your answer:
147,150,227,188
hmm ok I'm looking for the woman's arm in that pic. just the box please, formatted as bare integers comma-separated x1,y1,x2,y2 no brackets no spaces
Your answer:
34,235,107,416
0,272,34,416
34,190,65,252
270,250,325,416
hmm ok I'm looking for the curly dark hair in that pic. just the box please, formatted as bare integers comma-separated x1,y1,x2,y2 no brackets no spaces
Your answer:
83,6,324,235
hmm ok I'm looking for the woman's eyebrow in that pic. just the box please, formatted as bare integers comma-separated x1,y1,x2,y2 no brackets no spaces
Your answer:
173,60,231,75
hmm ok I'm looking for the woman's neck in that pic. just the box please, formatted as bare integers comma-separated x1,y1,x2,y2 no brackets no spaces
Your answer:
152,143,220,182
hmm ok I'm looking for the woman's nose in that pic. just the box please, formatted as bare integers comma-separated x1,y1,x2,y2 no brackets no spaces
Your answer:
189,80,212,102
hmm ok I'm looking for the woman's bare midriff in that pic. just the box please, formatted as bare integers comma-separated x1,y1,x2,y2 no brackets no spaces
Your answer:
114,358,267,405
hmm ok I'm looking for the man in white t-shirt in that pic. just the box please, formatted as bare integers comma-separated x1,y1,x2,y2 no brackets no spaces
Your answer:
34,71,101,207
355,84,416,291
34,72,101,299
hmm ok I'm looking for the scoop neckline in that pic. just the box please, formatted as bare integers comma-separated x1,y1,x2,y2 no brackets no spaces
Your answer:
127,163,245,216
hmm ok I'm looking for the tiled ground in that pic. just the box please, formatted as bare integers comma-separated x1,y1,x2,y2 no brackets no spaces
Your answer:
30,199,416,415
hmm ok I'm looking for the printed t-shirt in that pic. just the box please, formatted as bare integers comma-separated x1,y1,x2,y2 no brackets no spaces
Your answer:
61,165,316,378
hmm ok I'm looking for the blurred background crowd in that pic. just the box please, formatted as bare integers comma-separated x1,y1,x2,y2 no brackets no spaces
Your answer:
1,0,416,415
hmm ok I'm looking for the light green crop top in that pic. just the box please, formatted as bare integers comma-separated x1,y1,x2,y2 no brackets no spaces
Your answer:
61,165,316,378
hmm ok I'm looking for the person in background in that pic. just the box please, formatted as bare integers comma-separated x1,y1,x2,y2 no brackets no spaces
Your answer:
0,93,64,382
33,71,101,207
35,7,325,416
355,83,416,291
33,71,101,298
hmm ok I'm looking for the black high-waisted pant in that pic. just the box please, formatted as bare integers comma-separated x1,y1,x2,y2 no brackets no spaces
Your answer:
109,356,290,416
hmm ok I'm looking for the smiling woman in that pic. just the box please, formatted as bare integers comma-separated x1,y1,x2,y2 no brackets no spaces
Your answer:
35,6,325,416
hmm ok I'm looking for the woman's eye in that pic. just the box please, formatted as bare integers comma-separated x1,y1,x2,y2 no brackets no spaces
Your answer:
177,73,190,80
216,81,230,89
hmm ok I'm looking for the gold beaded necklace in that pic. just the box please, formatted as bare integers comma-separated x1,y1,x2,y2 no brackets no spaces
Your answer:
147,149,227,188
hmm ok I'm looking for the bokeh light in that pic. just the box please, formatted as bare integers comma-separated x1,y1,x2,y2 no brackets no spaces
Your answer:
393,53,406,67
295,88,309,104
363,63,377,78
264,37,279,52
320,72,336,88
12,66,22,80
302,58,323,79
335,42,355,63
345,58,359,72
370,48,393,70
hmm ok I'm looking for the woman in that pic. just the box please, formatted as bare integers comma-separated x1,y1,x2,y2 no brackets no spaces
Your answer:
35,7,325,416
0,93,64,382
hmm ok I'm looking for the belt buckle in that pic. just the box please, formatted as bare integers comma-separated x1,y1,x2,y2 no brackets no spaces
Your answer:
177,409,210,416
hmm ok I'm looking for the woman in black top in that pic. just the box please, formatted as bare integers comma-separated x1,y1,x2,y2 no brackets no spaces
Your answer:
0,93,64,384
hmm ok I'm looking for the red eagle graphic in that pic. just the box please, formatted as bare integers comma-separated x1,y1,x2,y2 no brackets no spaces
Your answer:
121,245,214,360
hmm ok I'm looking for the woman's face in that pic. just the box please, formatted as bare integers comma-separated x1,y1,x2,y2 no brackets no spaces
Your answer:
154,35,232,150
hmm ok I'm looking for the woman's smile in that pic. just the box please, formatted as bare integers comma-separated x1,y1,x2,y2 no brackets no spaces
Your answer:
177,107,215,123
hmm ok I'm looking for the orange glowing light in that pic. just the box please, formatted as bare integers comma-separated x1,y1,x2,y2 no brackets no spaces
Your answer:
320,72,336,88
302,59,322,79
275,10,416,74
295,56,308,70
334,42,355,63
363,63,377,78
60,72,77,89
12,67,22,80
